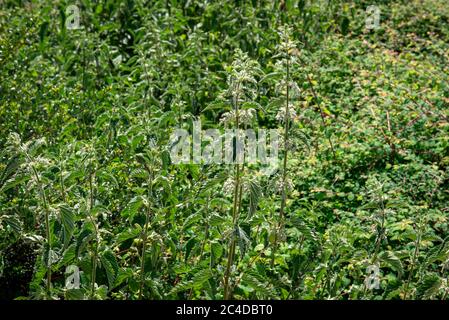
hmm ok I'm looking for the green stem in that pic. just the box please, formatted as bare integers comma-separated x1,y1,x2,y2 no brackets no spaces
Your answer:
224,85,241,300
272,52,291,267
139,165,153,299
26,151,52,296
88,171,99,299
404,220,422,300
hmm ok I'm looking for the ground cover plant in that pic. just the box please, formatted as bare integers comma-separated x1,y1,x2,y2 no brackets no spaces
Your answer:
0,0,448,300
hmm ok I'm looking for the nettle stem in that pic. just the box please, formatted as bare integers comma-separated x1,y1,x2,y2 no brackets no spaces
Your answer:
404,213,423,300
272,52,291,267
224,85,241,300
139,164,153,299
25,152,52,296
88,171,99,298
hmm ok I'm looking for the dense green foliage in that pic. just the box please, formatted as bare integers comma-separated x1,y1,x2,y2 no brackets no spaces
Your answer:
0,0,448,300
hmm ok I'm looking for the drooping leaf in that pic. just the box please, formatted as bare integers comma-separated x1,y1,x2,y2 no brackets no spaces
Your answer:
59,204,75,248
76,228,94,258
100,250,119,289
379,251,403,276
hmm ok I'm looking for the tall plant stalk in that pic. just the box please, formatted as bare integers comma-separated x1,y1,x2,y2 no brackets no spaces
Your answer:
404,210,423,300
22,144,52,295
221,51,259,299
8,134,53,296
224,83,241,300
31,162,52,295
139,163,153,299
271,26,296,267
87,169,99,298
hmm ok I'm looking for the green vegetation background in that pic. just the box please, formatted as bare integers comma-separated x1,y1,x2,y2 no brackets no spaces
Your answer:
0,0,448,300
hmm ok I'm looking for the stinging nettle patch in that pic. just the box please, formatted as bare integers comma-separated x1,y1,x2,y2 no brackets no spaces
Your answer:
169,120,279,167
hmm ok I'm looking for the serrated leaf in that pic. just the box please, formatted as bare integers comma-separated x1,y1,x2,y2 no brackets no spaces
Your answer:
58,244,76,268
211,242,223,262
185,237,197,261
236,226,250,258
417,274,442,299
1,174,30,193
169,268,212,295
241,273,275,298
100,250,119,289
379,251,403,276
248,179,261,217
59,204,75,248
116,225,142,243
121,196,144,219
209,214,228,226
0,156,20,188
76,228,94,258
2,215,23,233
65,288,85,300
289,217,316,241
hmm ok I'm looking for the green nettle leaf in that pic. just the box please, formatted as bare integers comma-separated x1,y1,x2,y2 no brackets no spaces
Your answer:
241,273,275,298
130,168,149,180
98,170,119,187
182,212,203,230
289,217,317,241
121,196,144,219
29,257,48,292
116,225,142,243
64,170,84,184
169,268,212,295
42,245,59,268
58,244,76,268
209,214,228,226
169,279,194,295
379,251,403,276
1,215,23,233
161,149,171,170
191,268,213,289
65,288,86,300
185,237,197,261
426,237,449,264
1,174,30,193
417,274,442,299
144,277,163,299
100,250,119,289
114,268,134,289
59,204,75,248
211,242,224,263
0,156,20,188
76,228,94,258
248,179,261,217
237,227,250,258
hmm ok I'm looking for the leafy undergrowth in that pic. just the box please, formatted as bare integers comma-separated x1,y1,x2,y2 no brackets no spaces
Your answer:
0,0,448,300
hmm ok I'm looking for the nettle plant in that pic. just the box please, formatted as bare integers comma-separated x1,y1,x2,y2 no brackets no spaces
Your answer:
5,133,54,298
218,49,263,300
1,0,448,301
267,26,304,267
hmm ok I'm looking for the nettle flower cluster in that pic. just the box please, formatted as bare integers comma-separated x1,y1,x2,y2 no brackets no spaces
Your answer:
220,108,257,127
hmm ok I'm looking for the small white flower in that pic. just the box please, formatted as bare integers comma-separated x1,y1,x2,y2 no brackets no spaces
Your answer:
273,177,294,194
223,177,235,195
240,108,256,125
148,137,157,149
276,107,297,123
220,111,235,126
